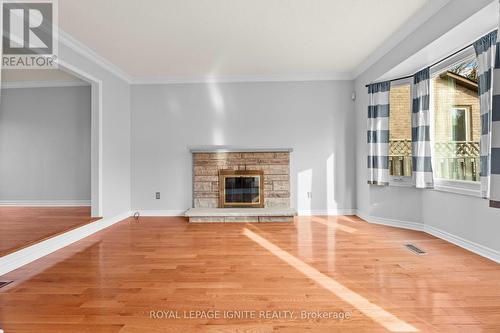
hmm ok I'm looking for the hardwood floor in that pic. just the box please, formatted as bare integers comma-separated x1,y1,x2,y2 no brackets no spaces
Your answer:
1,215,500,332
0,207,99,256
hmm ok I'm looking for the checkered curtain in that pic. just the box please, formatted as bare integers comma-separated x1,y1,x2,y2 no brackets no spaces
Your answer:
474,30,498,200
367,82,390,186
412,68,434,188
490,5,500,207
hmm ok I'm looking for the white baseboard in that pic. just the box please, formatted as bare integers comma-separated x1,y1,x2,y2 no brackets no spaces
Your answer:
356,210,500,264
0,211,131,276
423,224,500,264
297,209,357,216
0,200,91,207
356,211,424,232
134,210,186,217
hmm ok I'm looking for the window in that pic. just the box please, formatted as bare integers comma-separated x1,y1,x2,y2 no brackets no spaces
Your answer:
389,79,412,184
430,50,481,195
451,106,472,142
380,47,482,196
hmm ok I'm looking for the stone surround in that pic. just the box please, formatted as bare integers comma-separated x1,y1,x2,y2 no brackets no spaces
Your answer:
192,150,291,208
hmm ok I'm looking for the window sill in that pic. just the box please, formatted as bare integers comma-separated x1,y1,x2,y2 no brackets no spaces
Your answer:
389,177,414,187
387,177,482,197
432,179,481,198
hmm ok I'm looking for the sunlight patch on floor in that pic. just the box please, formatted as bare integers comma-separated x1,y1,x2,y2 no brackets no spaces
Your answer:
310,216,357,233
243,228,418,332
340,216,362,224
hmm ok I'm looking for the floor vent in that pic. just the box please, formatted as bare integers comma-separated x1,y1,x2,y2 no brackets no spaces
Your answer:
0,281,13,289
404,243,426,255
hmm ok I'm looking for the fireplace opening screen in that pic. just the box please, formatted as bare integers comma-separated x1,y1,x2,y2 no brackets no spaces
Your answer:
225,176,260,203
219,170,264,208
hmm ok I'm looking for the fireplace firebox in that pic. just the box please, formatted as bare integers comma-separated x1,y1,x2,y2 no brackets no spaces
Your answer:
218,170,264,208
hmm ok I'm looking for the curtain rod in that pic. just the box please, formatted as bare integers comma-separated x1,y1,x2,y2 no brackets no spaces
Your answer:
364,42,475,88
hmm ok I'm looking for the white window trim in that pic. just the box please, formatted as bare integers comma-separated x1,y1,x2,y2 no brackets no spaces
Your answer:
429,47,475,77
389,77,414,187
433,178,481,197
429,46,481,198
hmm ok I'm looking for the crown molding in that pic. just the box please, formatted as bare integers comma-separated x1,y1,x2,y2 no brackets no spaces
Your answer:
58,29,133,83
1,80,90,89
130,72,354,85
352,0,451,79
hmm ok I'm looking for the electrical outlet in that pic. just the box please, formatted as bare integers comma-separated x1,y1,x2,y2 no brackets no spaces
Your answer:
155,192,160,199
307,192,312,199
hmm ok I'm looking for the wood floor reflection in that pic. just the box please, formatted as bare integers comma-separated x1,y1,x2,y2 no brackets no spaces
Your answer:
1,215,500,332
0,206,99,256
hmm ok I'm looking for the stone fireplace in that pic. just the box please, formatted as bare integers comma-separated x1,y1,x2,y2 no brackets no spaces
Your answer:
192,149,291,208
185,146,296,222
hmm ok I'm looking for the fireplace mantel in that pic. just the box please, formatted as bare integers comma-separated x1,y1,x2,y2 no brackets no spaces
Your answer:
189,145,293,153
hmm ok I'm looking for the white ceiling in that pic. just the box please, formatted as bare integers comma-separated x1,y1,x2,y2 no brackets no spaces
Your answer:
59,0,431,81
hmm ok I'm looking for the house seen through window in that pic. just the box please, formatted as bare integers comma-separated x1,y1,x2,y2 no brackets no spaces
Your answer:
431,56,480,182
389,81,412,178
388,55,480,185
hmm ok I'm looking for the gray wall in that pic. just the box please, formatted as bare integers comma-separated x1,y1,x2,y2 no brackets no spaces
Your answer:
59,40,131,218
354,0,500,253
0,86,91,202
131,80,356,213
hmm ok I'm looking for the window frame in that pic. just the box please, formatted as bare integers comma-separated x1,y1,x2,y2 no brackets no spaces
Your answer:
450,106,472,142
429,47,481,197
389,77,414,187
